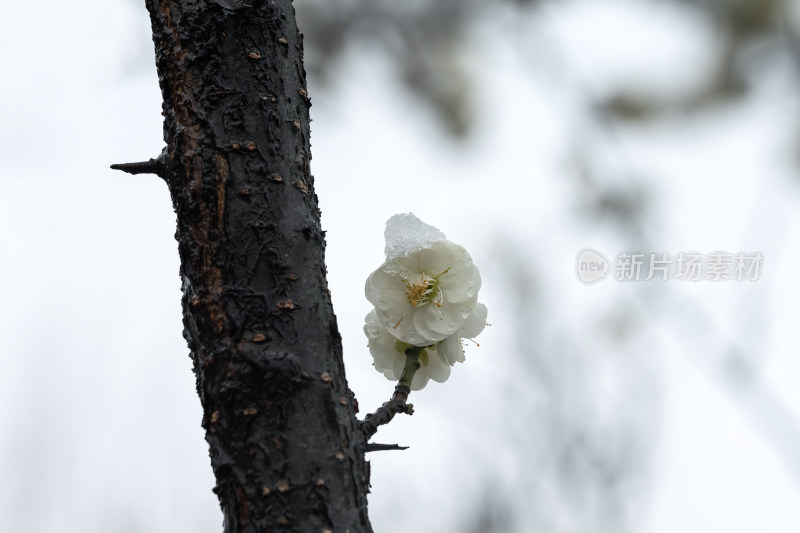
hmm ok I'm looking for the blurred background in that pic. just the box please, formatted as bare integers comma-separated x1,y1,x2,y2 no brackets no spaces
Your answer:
2,0,800,531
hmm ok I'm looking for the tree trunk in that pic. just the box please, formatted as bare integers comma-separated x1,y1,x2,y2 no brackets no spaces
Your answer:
140,1,372,530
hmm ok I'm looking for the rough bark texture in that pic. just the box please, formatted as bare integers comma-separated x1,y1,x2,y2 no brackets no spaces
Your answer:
143,1,372,531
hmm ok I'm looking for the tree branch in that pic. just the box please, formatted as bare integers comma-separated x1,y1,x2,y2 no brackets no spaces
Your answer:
139,1,372,530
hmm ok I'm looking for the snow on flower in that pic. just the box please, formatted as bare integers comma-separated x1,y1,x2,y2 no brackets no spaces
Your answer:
364,304,487,391
365,214,482,346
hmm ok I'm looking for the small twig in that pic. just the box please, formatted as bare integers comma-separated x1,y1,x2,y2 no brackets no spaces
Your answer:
366,443,409,452
360,347,421,440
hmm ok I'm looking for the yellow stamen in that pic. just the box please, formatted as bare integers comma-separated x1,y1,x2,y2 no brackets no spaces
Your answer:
405,274,435,307
404,268,450,308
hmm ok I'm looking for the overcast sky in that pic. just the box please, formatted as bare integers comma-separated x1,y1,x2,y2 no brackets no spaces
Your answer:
2,1,800,532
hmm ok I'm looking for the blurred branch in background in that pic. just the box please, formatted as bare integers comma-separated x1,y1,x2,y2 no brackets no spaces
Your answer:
297,0,800,143
296,0,540,137
472,238,657,533
299,0,800,531
565,98,800,491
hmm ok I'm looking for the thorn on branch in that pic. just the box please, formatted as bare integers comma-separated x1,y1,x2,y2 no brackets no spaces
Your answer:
110,149,167,178
366,443,409,453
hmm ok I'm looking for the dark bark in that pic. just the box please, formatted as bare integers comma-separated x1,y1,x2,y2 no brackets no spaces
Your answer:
137,1,372,531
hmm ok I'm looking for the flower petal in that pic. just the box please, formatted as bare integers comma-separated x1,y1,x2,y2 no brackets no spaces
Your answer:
410,370,430,391
441,265,481,304
366,269,406,311
438,336,465,365
426,350,452,383
413,241,457,273
378,306,429,345
365,310,404,379
421,299,472,337
412,306,448,344
459,303,487,339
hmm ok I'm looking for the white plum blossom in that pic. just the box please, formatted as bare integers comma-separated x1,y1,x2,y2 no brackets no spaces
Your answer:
363,214,488,390
364,304,487,391
365,214,482,346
